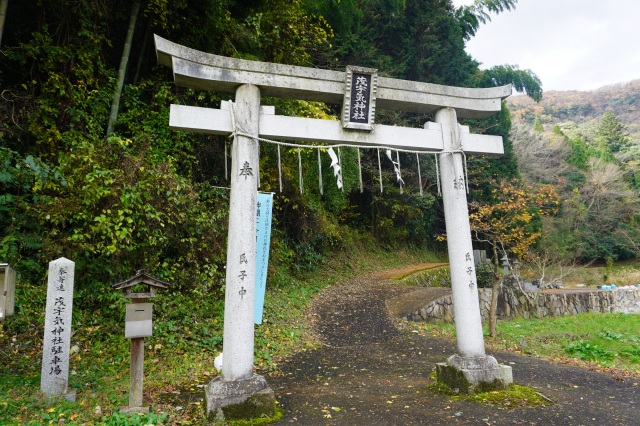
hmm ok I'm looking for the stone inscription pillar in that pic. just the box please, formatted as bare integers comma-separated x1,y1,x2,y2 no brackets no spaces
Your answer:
40,257,76,401
206,84,274,420
436,107,486,358
435,108,512,392
222,83,261,380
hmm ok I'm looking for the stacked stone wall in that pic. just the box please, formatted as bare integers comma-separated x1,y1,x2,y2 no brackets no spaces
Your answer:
404,285,640,323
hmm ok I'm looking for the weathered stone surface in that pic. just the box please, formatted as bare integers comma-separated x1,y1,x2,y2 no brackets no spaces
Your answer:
385,287,450,318
447,354,498,370
0,264,17,319
119,406,149,415
40,258,75,401
171,104,458,153
155,35,510,119
221,84,260,382
403,287,640,324
437,108,487,361
205,374,275,421
157,37,515,404
435,355,512,394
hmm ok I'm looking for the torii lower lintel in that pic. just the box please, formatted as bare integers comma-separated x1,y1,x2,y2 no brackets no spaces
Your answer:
169,103,505,156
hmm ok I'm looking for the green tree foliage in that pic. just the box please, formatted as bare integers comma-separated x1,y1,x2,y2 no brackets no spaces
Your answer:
596,111,630,154
482,65,543,102
533,117,544,132
567,136,590,170
465,102,519,202
0,1,251,303
0,148,66,281
455,0,518,40
1,0,546,304
243,0,334,66
307,0,479,85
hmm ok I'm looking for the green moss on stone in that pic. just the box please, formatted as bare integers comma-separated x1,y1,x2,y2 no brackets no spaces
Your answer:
429,372,553,409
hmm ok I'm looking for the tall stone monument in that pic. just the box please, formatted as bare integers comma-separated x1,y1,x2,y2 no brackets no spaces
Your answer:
154,35,513,418
0,263,17,319
40,257,76,401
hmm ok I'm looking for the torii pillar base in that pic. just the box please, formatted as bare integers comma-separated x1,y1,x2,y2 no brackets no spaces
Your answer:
205,374,275,422
435,354,512,394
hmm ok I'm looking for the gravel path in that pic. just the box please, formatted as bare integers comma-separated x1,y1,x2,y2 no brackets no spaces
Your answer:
267,274,640,425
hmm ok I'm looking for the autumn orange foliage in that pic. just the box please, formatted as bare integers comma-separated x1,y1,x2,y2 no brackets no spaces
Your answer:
469,179,560,260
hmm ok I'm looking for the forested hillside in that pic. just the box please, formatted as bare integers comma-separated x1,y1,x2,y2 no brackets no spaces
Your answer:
508,81,640,263
1,0,629,312
508,80,640,141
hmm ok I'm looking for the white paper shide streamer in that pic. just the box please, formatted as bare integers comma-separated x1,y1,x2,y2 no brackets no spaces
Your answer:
225,100,454,197
327,147,343,189
386,149,404,185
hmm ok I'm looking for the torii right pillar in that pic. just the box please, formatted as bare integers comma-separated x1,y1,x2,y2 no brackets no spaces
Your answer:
434,107,513,393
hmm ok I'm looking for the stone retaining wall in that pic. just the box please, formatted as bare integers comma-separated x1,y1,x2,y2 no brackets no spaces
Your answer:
404,284,640,323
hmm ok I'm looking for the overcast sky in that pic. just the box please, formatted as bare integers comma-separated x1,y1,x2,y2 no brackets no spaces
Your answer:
452,0,640,92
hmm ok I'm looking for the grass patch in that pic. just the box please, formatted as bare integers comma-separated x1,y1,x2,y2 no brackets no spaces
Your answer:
0,244,439,425
393,263,449,281
519,261,640,288
403,266,451,287
465,385,553,408
220,407,283,426
413,311,640,376
491,312,640,373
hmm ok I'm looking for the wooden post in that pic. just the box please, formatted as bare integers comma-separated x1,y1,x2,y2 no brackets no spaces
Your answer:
124,298,149,414
129,337,145,408
112,271,169,413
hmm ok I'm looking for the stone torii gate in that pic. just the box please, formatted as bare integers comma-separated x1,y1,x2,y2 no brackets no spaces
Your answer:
155,35,513,419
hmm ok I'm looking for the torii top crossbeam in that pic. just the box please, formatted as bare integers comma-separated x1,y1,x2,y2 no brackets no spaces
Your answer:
154,35,510,120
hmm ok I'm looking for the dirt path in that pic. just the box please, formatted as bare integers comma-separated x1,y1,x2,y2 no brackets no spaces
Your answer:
267,273,640,425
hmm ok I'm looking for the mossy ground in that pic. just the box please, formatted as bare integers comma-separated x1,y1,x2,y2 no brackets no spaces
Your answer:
429,372,554,409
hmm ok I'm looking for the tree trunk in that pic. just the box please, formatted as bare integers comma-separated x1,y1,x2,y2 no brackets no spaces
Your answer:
106,0,141,136
489,242,500,337
0,0,9,47
132,19,151,85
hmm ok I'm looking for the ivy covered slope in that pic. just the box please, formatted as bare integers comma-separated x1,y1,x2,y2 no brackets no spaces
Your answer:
0,0,541,308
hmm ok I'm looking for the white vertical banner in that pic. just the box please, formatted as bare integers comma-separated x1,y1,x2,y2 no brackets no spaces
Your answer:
254,192,273,324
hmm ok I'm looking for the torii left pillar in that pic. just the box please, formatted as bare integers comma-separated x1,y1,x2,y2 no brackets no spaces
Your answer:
204,84,275,420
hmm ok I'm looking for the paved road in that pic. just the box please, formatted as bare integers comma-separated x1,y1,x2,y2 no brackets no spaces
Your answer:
268,276,640,425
